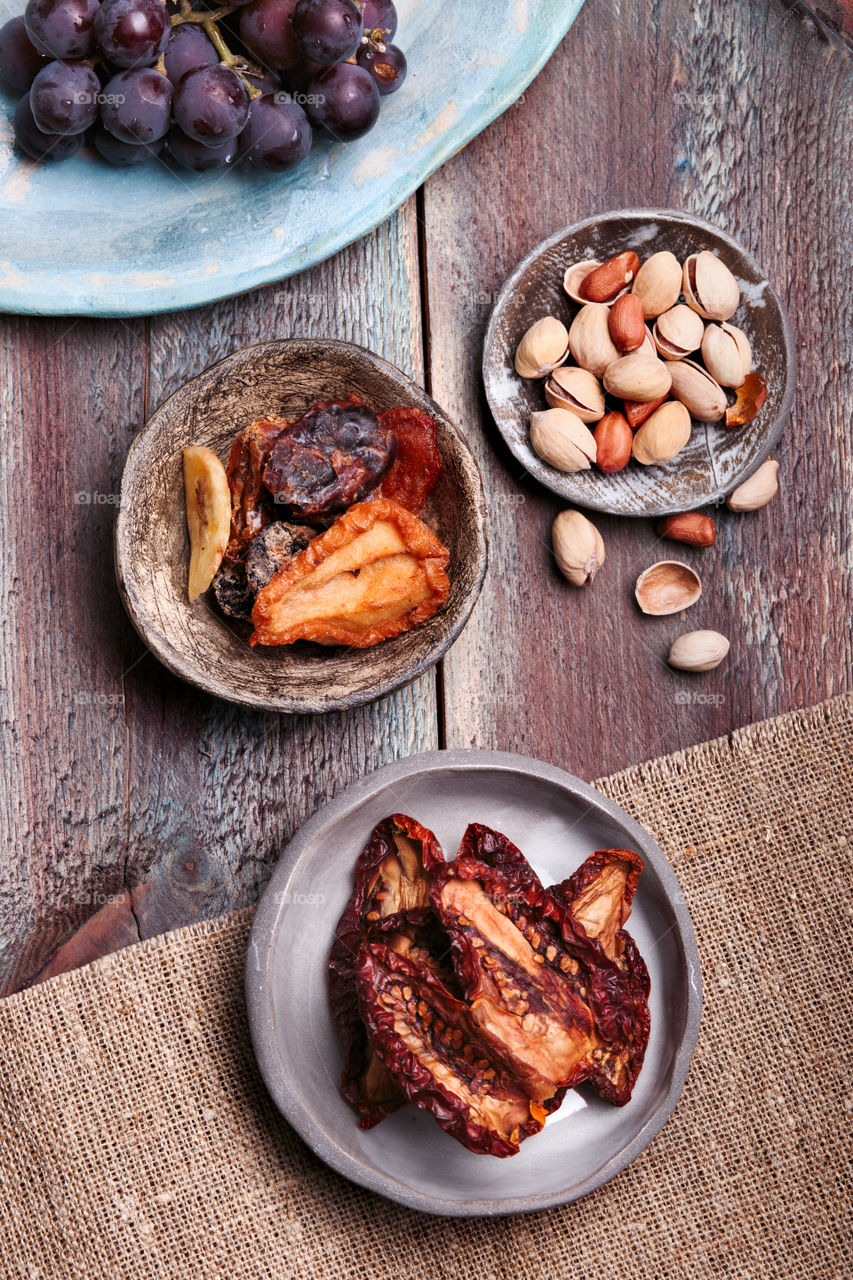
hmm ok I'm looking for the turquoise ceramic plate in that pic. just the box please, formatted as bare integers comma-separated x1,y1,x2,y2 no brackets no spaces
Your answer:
0,0,583,317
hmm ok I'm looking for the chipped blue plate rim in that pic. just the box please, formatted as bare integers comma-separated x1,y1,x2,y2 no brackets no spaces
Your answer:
0,0,584,317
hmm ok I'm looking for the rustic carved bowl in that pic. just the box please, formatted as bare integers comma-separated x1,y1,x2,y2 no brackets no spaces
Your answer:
483,208,796,517
115,340,488,714
246,751,703,1216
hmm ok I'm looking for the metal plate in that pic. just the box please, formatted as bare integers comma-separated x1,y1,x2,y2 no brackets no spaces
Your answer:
0,0,584,317
246,749,702,1216
482,208,796,517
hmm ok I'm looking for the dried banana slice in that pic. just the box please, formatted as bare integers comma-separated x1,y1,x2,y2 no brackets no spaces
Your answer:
183,446,231,604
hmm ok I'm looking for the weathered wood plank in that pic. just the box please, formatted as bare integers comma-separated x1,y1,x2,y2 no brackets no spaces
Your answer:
424,0,853,778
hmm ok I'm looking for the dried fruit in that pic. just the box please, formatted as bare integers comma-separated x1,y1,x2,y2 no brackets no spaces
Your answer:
635,561,702,615
568,302,620,378
530,409,597,472
668,629,730,672
631,250,682,319
652,304,705,360
544,366,605,423
701,322,752,388
579,251,640,303
562,260,600,304
224,416,285,561
632,401,692,465
552,509,605,586
603,353,672,402
608,293,646,353
666,358,727,422
624,394,668,430
183,445,231,603
655,512,716,547
515,316,570,379
682,250,739,321
376,406,442,514
725,458,779,511
725,372,767,428
593,411,633,474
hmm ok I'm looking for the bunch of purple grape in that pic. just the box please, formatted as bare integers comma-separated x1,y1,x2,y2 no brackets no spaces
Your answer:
0,0,405,171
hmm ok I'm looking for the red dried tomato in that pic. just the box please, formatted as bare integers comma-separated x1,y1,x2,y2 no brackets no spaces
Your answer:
376,406,442,514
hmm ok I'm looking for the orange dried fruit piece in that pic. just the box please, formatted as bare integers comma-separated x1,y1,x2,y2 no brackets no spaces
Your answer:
249,496,450,649
725,372,767,428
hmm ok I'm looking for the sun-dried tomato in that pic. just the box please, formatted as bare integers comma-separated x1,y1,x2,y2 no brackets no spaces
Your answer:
375,407,442,515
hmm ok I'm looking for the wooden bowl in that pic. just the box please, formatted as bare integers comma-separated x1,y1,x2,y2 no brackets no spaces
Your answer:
483,209,796,517
115,340,488,714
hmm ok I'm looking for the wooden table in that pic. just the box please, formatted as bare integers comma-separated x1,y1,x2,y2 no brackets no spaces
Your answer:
1,0,851,995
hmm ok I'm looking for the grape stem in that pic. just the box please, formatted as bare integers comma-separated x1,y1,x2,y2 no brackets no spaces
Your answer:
170,6,262,98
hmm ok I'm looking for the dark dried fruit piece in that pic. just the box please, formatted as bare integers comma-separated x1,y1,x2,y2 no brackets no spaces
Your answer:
224,416,286,561
263,401,396,521
375,406,442,514
212,558,254,620
244,520,316,593
725,372,767,428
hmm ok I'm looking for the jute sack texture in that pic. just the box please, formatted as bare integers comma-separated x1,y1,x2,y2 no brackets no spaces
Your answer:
1,696,851,1279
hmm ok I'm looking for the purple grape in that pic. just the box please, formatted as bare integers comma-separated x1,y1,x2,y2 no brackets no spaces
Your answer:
29,59,99,134
356,39,405,95
163,24,217,86
306,61,378,141
0,17,46,91
361,0,396,39
24,0,98,60
238,91,312,171
167,125,238,170
94,122,162,164
243,66,281,94
100,66,172,144
284,56,327,96
172,63,250,146
292,0,362,65
93,0,169,70
13,93,82,159
239,0,300,72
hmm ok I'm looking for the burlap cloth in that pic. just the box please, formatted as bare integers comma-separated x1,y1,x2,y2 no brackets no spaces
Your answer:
1,697,851,1280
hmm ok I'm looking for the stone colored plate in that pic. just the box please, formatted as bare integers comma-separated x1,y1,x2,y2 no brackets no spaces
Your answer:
482,208,796,517
115,340,487,714
246,750,702,1217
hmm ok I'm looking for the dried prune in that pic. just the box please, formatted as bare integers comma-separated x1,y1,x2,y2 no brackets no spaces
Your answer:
263,402,396,522
212,559,254,620
245,520,316,593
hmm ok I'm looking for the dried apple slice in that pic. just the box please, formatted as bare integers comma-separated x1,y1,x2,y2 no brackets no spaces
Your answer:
183,446,231,603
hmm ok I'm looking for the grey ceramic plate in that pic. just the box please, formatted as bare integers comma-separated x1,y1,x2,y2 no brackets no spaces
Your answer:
483,208,796,517
115,340,487,714
246,750,702,1217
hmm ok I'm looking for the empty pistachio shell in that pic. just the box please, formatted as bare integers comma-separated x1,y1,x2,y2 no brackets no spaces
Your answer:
635,561,702,615
568,303,620,379
563,260,600,305
631,250,682,319
632,400,692,465
701,321,752,387
725,458,779,511
682,250,740,321
668,630,730,672
552,509,605,586
515,316,570,379
603,353,672,402
666,358,727,421
530,408,597,472
639,325,657,357
545,366,605,423
653,304,705,360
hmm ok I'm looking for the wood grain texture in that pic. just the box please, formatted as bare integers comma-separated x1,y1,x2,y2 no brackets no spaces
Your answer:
423,0,853,777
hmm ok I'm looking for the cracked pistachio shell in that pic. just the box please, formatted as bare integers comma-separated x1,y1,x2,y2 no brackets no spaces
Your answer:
666,358,727,421
668,629,730,672
639,324,657,357
544,366,605,422
653,304,706,359
631,250,682,319
603,352,672,402
552,508,605,586
635,560,702,615
701,321,752,387
632,400,692,465
530,408,597,473
682,250,740,321
515,316,570,379
563,260,600,304
725,458,779,511
568,303,620,379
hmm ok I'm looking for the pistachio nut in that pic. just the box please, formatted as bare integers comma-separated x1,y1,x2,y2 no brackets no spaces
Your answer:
515,316,570,379
666,358,727,421
530,408,597,473
631,250,682,319
652,304,705,360
568,303,620,379
632,400,692,465
668,629,730,672
563,260,600,305
552,509,605,587
682,250,740,321
639,324,657,357
701,321,752,387
602,352,672,402
544,366,605,423
725,458,779,511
